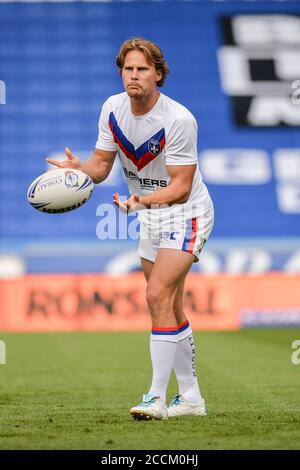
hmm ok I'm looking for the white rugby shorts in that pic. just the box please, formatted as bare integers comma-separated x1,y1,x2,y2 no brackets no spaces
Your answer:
137,205,214,263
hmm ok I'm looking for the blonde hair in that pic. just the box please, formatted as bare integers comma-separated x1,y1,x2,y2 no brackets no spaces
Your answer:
116,37,169,87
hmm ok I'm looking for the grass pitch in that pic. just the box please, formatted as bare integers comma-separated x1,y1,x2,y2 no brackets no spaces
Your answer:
0,329,299,450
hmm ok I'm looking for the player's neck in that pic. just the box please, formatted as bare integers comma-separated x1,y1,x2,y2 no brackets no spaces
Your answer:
130,90,160,117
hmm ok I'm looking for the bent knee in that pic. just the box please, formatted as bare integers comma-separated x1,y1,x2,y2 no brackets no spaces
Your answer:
146,282,178,308
146,284,165,307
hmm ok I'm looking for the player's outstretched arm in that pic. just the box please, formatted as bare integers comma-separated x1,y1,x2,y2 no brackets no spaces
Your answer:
112,165,196,213
47,147,117,184
138,164,196,208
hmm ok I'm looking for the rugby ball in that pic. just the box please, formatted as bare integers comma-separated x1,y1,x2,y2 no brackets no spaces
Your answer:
27,168,94,213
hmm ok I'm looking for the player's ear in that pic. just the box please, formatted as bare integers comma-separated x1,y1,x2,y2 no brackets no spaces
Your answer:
156,70,162,83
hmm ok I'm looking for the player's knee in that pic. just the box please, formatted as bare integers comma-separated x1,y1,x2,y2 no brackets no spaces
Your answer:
146,283,168,310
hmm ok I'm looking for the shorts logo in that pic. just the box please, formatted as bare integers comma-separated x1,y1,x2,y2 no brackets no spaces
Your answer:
159,231,179,240
65,171,79,188
148,139,161,156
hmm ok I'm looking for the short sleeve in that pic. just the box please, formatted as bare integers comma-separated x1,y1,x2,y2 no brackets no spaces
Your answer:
165,116,198,166
95,99,119,152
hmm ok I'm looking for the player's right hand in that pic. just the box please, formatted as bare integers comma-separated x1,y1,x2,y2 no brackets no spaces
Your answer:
46,147,82,169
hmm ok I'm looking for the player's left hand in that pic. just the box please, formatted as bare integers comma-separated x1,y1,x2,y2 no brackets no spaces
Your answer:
113,193,144,213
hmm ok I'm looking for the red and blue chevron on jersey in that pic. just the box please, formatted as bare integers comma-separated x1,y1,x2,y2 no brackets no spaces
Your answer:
96,92,213,221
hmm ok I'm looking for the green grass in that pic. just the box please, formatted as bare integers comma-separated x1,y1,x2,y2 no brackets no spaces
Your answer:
0,330,299,450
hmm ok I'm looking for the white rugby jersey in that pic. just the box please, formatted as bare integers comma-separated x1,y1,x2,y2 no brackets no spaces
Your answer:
96,92,213,224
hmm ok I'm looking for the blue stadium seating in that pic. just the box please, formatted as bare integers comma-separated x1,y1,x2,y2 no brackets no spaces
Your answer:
0,1,299,273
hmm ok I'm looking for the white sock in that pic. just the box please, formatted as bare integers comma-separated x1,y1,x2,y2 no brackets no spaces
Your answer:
148,327,179,405
173,320,203,404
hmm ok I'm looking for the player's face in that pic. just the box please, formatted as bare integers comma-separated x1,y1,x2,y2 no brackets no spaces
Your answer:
122,50,162,99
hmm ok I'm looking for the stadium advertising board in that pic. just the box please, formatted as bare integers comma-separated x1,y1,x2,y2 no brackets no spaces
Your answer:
1,273,300,331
